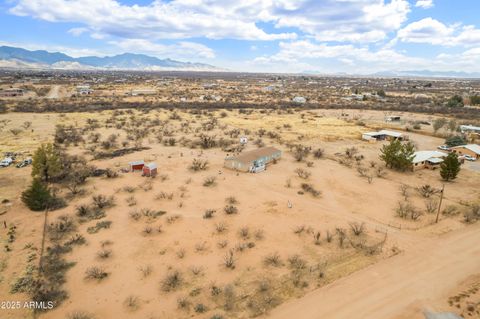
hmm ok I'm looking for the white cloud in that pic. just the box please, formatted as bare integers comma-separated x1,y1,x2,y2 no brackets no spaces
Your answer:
397,18,480,46
110,39,215,59
67,27,88,37
9,0,410,43
415,0,434,9
397,17,454,45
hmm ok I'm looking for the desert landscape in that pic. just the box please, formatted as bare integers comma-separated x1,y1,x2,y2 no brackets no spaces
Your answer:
0,72,479,319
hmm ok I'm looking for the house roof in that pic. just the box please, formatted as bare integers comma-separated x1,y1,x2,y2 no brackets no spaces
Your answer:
129,160,144,166
453,144,480,155
413,151,447,164
427,157,444,164
378,130,403,138
226,147,281,164
363,130,404,138
145,162,157,169
460,125,480,132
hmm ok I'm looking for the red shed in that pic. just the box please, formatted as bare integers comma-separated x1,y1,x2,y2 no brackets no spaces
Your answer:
129,160,145,172
142,162,158,177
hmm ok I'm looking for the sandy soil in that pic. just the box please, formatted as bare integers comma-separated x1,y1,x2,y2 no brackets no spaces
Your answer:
267,224,480,319
0,109,478,319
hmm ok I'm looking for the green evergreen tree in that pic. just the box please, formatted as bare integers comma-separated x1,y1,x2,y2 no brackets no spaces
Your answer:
440,153,461,181
21,178,52,211
380,139,415,171
445,135,466,147
31,143,62,182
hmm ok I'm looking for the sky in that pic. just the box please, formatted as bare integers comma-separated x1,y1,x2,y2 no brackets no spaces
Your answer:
1,0,480,74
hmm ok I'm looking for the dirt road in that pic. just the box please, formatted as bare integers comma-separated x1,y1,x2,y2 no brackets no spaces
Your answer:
267,224,480,319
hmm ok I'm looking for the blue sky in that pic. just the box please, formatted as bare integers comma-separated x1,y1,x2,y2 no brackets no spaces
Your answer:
1,0,480,73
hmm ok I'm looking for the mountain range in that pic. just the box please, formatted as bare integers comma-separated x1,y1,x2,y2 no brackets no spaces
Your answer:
0,46,222,71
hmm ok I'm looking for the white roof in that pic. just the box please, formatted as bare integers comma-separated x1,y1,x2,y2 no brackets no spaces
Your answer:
454,144,480,155
378,130,403,138
460,125,480,132
413,151,447,164
129,160,144,165
145,162,157,169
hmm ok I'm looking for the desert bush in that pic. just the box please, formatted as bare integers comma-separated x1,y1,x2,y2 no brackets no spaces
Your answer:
124,295,140,311
425,199,439,214
91,195,115,209
190,158,209,171
215,222,228,233
224,250,236,269
335,228,347,248
224,205,238,215
161,271,182,292
225,196,238,204
203,209,216,219
85,266,108,281
463,204,480,223
349,222,366,236
263,253,282,267
48,215,76,241
254,229,265,240
313,148,324,159
177,296,190,310
287,254,307,270
396,201,422,220
87,221,112,234
295,168,311,179
313,231,321,245
194,303,208,313
300,183,321,197
238,226,250,239
416,184,440,198
176,249,186,259
292,145,311,161
203,176,217,187
97,249,112,259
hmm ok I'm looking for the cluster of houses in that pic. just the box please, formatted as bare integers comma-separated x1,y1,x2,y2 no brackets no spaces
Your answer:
411,144,480,171
76,85,93,95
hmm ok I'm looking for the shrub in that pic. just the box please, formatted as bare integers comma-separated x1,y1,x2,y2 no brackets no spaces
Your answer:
203,209,216,219
313,148,324,159
194,303,208,313
91,195,114,209
263,253,282,267
349,222,366,236
87,221,112,234
224,250,235,269
85,266,108,281
124,295,140,311
416,185,440,198
48,215,76,241
224,205,238,215
190,159,209,171
203,176,217,187
301,183,321,197
161,271,182,292
295,168,311,179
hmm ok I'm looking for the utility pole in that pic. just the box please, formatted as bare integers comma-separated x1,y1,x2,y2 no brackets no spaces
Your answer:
435,184,445,223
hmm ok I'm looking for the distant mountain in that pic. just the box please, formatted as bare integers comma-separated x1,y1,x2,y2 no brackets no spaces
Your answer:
0,46,222,71
301,69,480,79
371,70,480,79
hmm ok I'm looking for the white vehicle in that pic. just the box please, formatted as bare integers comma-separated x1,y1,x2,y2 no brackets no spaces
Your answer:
0,157,13,167
437,145,450,151
463,155,477,161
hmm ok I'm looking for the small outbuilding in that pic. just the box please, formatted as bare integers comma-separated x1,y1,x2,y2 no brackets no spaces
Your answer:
224,147,281,173
142,162,158,177
129,160,145,172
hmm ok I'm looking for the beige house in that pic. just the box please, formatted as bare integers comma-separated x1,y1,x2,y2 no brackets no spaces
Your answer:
412,151,448,171
450,144,480,159
224,147,281,173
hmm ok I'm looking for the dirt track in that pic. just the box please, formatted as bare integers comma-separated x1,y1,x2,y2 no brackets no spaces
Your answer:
267,224,480,319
